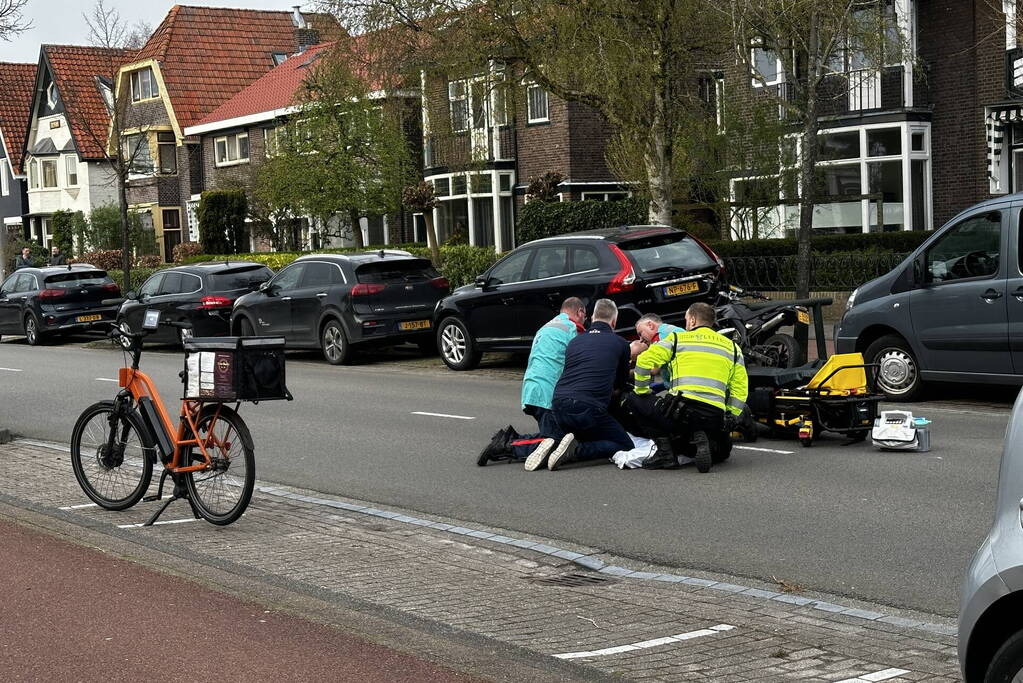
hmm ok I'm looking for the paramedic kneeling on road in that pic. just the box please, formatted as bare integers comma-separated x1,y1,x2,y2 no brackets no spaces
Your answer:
632,302,748,473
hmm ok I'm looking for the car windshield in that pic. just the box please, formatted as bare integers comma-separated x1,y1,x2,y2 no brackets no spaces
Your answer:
356,260,438,284
619,235,713,274
43,271,112,288
210,266,274,292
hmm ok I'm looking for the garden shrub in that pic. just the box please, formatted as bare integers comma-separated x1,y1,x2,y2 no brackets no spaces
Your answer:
197,189,248,254
515,197,647,244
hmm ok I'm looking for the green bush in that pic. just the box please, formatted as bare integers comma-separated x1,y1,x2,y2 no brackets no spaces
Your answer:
515,197,647,244
51,210,84,256
184,243,497,289
6,239,47,271
198,189,248,254
107,265,176,293
707,230,932,257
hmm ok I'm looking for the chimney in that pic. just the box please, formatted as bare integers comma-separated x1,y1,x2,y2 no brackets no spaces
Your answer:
292,5,320,50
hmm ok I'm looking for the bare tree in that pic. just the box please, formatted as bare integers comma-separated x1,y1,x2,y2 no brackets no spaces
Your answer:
723,0,912,298
0,0,30,278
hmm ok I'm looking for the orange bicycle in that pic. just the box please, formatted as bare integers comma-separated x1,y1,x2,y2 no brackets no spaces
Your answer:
71,311,286,526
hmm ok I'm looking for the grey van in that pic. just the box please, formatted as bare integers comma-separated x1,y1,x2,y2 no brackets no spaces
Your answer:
836,196,1023,401
959,389,1023,682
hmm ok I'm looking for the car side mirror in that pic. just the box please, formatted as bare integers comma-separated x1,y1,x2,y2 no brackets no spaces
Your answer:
125,290,138,301
259,281,275,295
250,280,266,292
474,275,489,289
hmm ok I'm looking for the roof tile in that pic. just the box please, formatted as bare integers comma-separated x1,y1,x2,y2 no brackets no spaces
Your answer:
0,62,37,171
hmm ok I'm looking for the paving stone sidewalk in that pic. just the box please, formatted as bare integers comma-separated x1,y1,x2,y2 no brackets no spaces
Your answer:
1,440,960,682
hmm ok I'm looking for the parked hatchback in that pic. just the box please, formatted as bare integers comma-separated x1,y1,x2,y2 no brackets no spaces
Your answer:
836,195,1023,401
117,261,273,345
959,390,1023,682
231,251,449,364
0,264,120,345
434,226,723,370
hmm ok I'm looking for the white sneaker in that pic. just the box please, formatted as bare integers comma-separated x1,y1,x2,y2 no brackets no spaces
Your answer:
547,434,577,471
524,438,556,471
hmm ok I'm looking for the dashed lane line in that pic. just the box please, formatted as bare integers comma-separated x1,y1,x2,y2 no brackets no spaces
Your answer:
94,378,118,383
553,624,736,659
835,668,911,683
411,411,476,420
117,517,201,529
734,445,794,455
59,503,99,510
0,367,23,372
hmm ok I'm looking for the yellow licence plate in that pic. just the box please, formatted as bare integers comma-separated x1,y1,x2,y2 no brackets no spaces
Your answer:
664,281,700,297
399,320,431,331
797,310,810,324
77,314,102,323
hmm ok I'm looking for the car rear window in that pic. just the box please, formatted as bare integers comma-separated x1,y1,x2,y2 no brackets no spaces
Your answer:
619,235,714,273
210,266,274,292
44,271,112,289
356,259,438,284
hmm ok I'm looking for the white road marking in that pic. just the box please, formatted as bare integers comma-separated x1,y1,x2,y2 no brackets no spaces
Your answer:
118,517,201,529
94,377,118,383
0,367,22,372
553,624,735,659
411,411,475,420
734,445,794,455
59,503,99,510
835,668,910,683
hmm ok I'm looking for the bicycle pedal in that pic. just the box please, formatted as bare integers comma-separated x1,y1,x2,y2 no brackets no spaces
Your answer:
142,494,163,502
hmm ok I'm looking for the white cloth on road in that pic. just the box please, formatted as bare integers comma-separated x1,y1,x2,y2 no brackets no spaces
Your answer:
612,434,696,469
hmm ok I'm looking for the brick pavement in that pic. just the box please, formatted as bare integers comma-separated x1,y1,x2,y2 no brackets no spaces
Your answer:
0,440,960,682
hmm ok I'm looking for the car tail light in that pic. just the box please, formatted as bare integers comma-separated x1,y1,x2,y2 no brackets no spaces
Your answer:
690,235,726,275
101,283,120,294
39,289,65,299
429,277,449,291
606,244,636,294
351,283,386,296
198,296,233,310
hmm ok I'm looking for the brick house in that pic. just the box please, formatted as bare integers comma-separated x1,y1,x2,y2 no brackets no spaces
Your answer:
183,40,421,250
722,0,1023,238
21,46,133,249
112,5,342,261
420,63,625,252
0,61,35,257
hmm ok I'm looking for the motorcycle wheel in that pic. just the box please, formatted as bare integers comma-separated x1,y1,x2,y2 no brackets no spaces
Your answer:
761,333,805,368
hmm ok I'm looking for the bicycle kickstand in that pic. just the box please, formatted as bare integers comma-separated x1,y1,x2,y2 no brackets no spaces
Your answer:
142,473,201,527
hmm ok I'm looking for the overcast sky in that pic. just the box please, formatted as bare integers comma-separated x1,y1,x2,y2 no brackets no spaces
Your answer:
0,1,318,63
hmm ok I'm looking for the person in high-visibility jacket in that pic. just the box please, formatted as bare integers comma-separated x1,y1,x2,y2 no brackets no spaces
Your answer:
632,302,748,472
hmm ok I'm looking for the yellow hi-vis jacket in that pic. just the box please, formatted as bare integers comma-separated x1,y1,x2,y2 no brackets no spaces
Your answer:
633,326,749,416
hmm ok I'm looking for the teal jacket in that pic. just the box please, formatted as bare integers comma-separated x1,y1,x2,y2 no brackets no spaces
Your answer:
520,313,580,410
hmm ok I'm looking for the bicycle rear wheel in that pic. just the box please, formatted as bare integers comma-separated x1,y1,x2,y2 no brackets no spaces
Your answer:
185,405,255,525
71,401,154,510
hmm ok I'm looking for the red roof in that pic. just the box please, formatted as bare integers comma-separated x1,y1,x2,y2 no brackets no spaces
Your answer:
0,62,37,171
43,45,136,161
135,5,344,130
193,42,334,128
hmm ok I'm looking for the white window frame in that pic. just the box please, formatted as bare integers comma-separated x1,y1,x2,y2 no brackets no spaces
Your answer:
1007,0,1019,50
130,67,159,103
124,132,154,176
40,158,58,188
525,81,549,123
263,126,282,157
0,159,9,196
448,80,469,133
750,40,785,88
580,191,632,201
28,158,38,189
64,155,78,187
214,132,250,167
46,82,57,109
156,131,176,175
425,169,517,252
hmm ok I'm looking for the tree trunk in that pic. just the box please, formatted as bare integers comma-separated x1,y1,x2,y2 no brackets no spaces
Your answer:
644,82,673,226
117,167,132,292
423,209,442,267
796,12,821,302
348,208,365,249
0,221,8,280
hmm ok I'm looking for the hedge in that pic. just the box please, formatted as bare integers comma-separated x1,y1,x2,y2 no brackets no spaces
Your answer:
107,265,176,293
515,197,647,244
184,243,500,289
707,230,932,257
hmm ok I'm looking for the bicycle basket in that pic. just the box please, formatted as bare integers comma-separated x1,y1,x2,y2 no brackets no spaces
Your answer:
183,336,292,402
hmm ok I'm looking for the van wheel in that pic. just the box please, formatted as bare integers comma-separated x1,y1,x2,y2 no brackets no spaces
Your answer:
438,316,480,370
321,320,352,365
984,628,1023,683
865,334,922,402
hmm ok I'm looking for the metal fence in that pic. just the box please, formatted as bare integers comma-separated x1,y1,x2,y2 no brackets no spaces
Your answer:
723,253,909,291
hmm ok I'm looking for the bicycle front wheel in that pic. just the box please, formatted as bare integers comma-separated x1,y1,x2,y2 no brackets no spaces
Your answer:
185,405,255,525
71,401,154,510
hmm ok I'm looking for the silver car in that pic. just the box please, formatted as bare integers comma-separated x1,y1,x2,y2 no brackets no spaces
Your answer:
960,389,1023,682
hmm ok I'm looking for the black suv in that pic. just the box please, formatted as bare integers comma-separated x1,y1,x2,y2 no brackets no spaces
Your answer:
232,251,449,364
0,264,121,345
118,262,273,345
434,226,723,370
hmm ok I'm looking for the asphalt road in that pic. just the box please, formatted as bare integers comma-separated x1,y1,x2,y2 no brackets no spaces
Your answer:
0,336,1012,617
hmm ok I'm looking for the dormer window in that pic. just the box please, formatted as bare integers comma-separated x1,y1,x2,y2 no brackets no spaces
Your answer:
130,67,159,102
272,52,288,66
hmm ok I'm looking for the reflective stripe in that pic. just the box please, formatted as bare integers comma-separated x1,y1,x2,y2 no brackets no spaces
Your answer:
634,376,652,387
675,344,739,362
675,376,727,392
655,339,675,351
726,396,747,412
634,368,652,377
680,389,727,409
732,346,745,366
544,321,571,332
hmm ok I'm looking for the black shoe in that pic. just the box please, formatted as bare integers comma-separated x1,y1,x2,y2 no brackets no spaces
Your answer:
692,431,712,473
477,428,512,466
643,437,679,469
